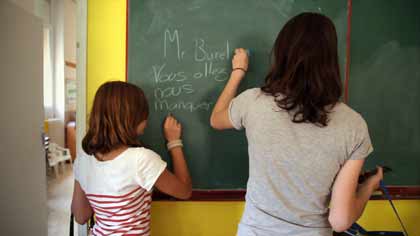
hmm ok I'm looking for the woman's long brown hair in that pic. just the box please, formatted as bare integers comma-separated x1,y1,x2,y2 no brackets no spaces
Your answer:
82,81,149,156
261,12,342,127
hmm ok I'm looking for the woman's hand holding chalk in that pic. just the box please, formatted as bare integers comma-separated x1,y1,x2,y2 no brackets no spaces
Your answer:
232,48,249,75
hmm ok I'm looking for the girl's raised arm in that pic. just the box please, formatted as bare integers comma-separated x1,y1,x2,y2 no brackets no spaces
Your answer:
154,115,192,199
210,48,249,130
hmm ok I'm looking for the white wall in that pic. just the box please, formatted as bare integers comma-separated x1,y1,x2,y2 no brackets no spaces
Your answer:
0,1,47,235
7,0,45,18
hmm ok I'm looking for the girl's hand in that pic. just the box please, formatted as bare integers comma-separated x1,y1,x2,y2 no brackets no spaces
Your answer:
232,48,249,76
366,166,383,190
164,114,182,142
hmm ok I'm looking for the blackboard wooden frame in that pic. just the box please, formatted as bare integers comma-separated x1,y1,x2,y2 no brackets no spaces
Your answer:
151,187,420,201
126,0,420,200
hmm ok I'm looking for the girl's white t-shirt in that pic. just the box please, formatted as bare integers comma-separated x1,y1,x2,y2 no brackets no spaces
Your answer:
73,147,167,236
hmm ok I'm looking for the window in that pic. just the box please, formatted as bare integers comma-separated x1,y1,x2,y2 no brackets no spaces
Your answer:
43,27,53,118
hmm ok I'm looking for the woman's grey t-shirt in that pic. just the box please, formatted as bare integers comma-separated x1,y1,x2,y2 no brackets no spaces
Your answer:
229,88,373,236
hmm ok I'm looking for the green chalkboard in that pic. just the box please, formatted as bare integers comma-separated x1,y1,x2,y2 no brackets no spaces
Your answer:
127,0,348,189
349,0,420,185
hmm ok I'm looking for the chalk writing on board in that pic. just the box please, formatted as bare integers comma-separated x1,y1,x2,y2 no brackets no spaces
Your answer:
154,84,194,99
154,100,213,112
152,63,187,83
194,39,230,62
152,29,230,112
193,62,229,82
153,62,228,84
164,29,186,60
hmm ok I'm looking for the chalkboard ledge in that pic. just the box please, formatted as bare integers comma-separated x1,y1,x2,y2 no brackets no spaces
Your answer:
153,190,246,201
152,187,420,201
370,186,420,200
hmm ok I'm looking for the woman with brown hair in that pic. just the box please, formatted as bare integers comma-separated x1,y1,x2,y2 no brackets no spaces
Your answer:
71,81,191,235
211,13,383,235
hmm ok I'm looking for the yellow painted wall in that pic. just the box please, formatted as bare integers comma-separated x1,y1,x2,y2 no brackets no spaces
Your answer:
87,1,420,235
149,201,420,235
357,200,420,234
87,0,126,110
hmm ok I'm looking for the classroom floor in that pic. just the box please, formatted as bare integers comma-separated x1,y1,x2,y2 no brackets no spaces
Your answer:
47,163,78,236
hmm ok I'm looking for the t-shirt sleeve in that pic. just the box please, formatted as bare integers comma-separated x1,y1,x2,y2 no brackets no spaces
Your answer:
228,88,259,130
134,148,167,191
73,153,85,189
348,117,374,160
73,155,80,180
